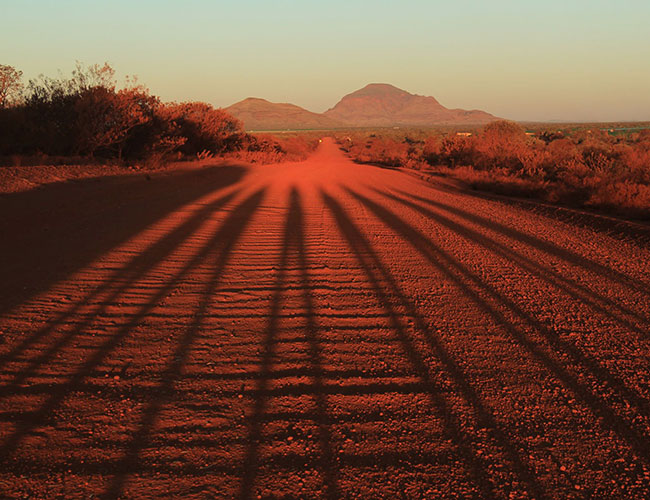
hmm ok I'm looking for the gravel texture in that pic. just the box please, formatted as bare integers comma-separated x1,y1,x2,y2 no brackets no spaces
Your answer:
1,139,649,499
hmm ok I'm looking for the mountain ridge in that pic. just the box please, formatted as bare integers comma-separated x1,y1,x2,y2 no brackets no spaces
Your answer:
224,97,345,131
226,84,498,130
324,83,496,126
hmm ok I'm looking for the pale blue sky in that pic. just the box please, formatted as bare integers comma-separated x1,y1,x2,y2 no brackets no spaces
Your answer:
2,0,649,121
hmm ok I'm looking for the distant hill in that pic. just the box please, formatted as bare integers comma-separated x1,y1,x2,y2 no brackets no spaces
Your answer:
225,85,498,130
324,83,497,126
225,97,345,131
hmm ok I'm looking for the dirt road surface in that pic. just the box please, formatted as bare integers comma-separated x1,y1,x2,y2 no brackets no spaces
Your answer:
1,138,650,499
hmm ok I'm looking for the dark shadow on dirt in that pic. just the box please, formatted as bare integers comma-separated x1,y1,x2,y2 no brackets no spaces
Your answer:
102,188,265,499
321,190,548,500
0,188,261,465
372,187,650,433
346,187,650,482
396,188,650,296
0,164,247,317
0,188,240,387
351,159,400,170
239,188,340,500
379,188,650,333
400,176,650,243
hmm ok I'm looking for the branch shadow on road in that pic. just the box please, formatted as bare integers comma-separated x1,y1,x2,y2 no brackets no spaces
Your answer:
396,188,650,297
102,187,266,499
239,187,340,500
378,188,650,335
371,188,650,410
0,186,263,473
0,187,240,392
411,174,650,245
321,189,548,500
0,164,247,318
344,186,650,486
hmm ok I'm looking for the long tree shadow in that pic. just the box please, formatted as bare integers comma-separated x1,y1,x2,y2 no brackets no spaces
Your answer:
239,188,340,499
345,188,650,474
0,188,264,462
377,188,650,334
102,188,265,499
0,187,240,392
368,189,650,416
0,164,247,317
374,190,650,406
414,177,650,244
288,188,340,499
396,189,650,297
321,190,548,499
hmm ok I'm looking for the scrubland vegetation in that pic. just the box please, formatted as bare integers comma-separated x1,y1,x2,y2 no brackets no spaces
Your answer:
0,63,316,168
226,132,321,164
336,121,650,219
2,63,648,219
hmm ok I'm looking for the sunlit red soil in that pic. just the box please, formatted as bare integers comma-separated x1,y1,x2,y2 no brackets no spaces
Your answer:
1,139,650,499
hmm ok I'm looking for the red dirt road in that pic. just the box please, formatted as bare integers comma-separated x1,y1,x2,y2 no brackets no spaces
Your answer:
1,139,650,499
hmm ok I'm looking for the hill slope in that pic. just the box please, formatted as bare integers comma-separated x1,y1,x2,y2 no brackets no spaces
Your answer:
225,98,345,131
226,85,499,130
324,83,497,126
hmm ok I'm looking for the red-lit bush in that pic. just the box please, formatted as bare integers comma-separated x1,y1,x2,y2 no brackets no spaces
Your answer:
438,135,478,168
157,102,245,156
75,84,159,159
335,123,650,218
0,63,245,163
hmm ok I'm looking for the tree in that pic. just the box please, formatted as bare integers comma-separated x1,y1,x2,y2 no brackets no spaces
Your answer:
1,62,246,161
476,120,529,171
158,102,244,155
0,64,23,108
75,82,158,158
70,62,116,92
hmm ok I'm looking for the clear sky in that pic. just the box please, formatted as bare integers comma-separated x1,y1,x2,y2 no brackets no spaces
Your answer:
2,0,649,122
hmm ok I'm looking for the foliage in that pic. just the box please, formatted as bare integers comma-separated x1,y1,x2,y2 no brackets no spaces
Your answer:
334,122,650,219
158,102,245,156
75,83,159,158
0,63,245,163
0,65,24,108
224,132,321,164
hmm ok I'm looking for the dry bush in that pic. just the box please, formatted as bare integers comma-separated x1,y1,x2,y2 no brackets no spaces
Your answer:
223,133,319,165
422,135,443,165
586,181,650,218
76,84,159,159
358,137,409,166
0,63,247,165
157,102,244,156
336,132,423,168
438,135,478,168
475,121,530,173
335,123,650,219
451,165,549,199
265,133,320,161
0,65,24,108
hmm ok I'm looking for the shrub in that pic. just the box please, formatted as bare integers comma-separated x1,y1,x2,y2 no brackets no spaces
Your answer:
475,120,528,172
75,83,159,159
438,135,478,168
334,123,650,219
158,102,245,156
0,65,24,108
0,62,245,163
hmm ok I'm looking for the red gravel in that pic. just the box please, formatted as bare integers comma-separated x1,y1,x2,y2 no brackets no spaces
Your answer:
1,139,650,499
